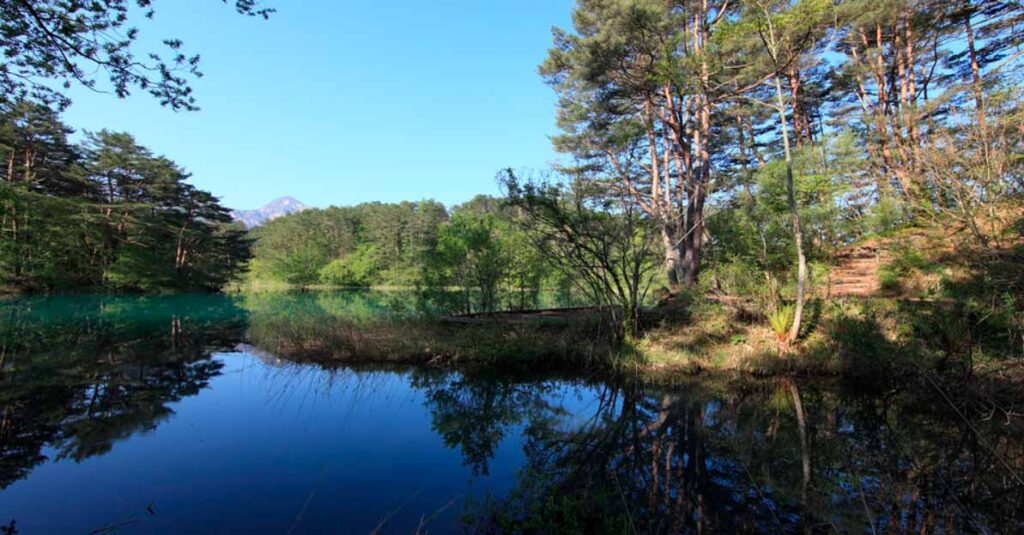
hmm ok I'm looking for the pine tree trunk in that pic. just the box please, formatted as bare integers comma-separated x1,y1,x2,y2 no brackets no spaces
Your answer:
678,179,706,287
965,14,988,142
662,226,681,289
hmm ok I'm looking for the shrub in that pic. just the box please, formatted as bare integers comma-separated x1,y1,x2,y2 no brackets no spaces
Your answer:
879,247,940,294
868,196,907,234
767,305,794,342
878,266,901,292
318,244,380,287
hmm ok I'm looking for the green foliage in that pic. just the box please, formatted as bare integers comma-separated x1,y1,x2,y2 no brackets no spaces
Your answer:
249,194,556,313
424,211,509,312
892,249,935,273
868,196,908,235
0,188,104,289
250,208,356,285
933,244,1024,360
879,247,941,293
250,200,447,287
502,170,659,338
318,244,380,287
707,137,857,311
0,108,250,292
878,267,901,292
2,1,270,110
768,304,795,339
421,197,553,313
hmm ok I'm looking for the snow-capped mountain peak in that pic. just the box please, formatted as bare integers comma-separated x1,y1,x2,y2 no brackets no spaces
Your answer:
230,196,308,228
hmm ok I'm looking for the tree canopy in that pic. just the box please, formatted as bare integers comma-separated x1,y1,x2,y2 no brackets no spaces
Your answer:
1,0,272,110
0,101,250,291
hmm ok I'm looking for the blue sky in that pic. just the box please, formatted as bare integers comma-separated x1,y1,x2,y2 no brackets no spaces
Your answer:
60,0,574,211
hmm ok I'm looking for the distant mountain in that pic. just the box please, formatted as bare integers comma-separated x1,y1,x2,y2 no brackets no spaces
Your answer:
231,196,308,228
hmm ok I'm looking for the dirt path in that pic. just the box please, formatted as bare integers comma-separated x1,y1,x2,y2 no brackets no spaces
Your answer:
826,243,888,297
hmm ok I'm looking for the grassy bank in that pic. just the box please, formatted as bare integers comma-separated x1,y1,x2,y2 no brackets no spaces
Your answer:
631,296,947,378
248,212,1023,388
245,291,1020,388
631,211,1024,382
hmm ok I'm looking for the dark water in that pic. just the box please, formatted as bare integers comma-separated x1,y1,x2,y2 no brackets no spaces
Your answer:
0,293,1022,533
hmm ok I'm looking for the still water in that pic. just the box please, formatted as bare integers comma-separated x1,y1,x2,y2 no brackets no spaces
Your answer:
0,293,1021,533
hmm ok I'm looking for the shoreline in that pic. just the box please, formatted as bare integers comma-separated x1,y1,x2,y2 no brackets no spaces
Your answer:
243,291,1024,395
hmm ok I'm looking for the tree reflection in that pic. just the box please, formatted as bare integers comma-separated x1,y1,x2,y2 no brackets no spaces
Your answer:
411,370,566,476
2,295,1021,533
426,375,1024,533
0,295,246,488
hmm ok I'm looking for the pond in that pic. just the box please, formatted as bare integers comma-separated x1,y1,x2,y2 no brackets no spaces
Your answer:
0,293,1021,533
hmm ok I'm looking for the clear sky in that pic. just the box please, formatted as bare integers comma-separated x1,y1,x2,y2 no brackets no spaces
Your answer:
60,0,574,211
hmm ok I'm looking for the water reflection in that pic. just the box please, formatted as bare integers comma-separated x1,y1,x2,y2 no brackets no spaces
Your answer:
0,295,246,489
0,293,1020,533
446,377,1024,533
412,371,566,477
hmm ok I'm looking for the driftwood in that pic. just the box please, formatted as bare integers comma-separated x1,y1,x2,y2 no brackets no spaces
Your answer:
439,306,617,325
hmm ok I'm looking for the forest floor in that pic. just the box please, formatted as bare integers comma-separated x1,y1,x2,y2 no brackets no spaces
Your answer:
823,242,888,297
632,209,1024,383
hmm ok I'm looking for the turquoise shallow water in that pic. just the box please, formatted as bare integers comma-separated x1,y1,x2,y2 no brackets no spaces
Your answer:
0,293,1021,533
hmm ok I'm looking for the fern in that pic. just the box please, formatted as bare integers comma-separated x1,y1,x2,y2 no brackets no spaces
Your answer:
768,305,795,341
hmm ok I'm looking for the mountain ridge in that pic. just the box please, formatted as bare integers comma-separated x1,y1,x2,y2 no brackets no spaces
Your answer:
231,196,308,228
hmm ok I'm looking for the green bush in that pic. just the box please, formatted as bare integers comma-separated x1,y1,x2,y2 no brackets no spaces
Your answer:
868,196,907,234
892,249,934,273
767,305,794,340
318,244,380,287
879,247,939,293
878,266,901,292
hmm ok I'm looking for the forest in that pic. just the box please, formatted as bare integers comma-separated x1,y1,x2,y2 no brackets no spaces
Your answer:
1,1,1023,532
520,0,1024,349
239,0,1024,362
243,195,566,310
1,0,1023,363
0,102,250,292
